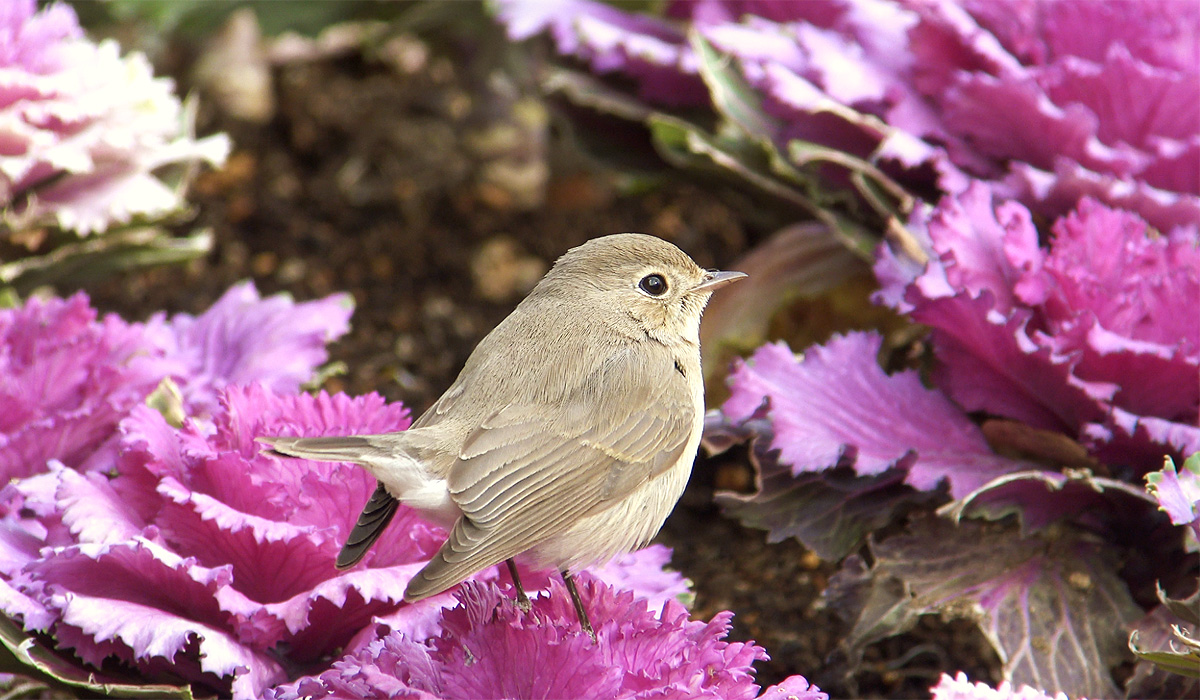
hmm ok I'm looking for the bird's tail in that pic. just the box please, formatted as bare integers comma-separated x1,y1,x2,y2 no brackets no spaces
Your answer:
257,435,379,464
337,482,399,569
257,432,459,531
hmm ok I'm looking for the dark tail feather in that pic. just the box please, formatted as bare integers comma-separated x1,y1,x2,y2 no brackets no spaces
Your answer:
337,482,400,569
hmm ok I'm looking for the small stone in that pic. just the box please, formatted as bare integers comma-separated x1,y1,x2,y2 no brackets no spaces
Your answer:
379,34,429,75
276,257,307,285
369,256,394,280
251,251,278,277
423,295,456,320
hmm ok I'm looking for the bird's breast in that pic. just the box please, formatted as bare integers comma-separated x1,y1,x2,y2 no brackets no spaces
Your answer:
524,375,704,573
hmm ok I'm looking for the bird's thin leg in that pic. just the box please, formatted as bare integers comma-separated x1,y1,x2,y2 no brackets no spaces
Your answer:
561,570,596,642
505,558,531,612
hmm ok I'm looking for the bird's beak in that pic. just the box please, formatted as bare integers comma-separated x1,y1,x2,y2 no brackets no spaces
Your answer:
691,269,747,293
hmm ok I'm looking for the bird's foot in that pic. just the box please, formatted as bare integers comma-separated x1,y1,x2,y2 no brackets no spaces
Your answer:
506,559,532,612
514,593,532,613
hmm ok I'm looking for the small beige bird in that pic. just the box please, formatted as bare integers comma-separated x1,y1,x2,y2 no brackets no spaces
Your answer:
259,233,745,638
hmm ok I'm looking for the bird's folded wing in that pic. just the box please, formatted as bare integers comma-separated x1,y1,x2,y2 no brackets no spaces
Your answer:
404,371,693,601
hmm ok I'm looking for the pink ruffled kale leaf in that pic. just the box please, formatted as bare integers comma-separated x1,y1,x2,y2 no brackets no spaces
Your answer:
496,0,1200,230
146,281,354,419
1,382,697,698
929,672,1083,700
721,332,1029,498
494,0,708,108
907,0,1199,229
119,385,431,649
705,407,940,562
875,183,1200,471
0,282,355,484
0,294,169,480
709,330,1039,559
22,538,287,696
0,385,415,697
268,575,826,700
0,0,228,235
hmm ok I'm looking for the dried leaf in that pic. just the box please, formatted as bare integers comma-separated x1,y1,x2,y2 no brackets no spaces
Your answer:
1128,593,1200,690
940,468,1158,534
852,516,1142,699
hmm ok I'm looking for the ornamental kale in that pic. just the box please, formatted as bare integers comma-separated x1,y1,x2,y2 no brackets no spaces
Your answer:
141,281,355,420
0,386,418,697
0,282,353,482
930,673,1086,700
876,185,1199,469
0,282,356,696
713,187,1195,697
1147,454,1200,545
269,576,825,700
496,0,1198,230
503,3,1200,696
0,293,170,481
721,331,1030,500
0,381,691,698
0,0,228,235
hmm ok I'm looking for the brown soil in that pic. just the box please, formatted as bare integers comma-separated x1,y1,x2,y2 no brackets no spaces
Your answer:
81,32,1000,699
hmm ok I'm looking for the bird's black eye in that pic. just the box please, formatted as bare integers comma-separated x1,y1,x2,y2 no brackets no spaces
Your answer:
639,273,668,296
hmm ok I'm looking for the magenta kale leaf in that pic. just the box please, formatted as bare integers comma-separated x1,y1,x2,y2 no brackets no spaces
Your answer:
269,575,825,700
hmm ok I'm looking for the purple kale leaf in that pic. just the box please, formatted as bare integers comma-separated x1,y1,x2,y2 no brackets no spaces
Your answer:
720,331,1030,499
496,0,1200,230
0,282,354,482
0,381,695,698
876,184,1199,472
268,575,826,700
706,409,941,561
1146,454,1200,544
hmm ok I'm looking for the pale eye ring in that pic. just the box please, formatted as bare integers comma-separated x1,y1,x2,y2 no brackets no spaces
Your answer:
638,273,668,296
